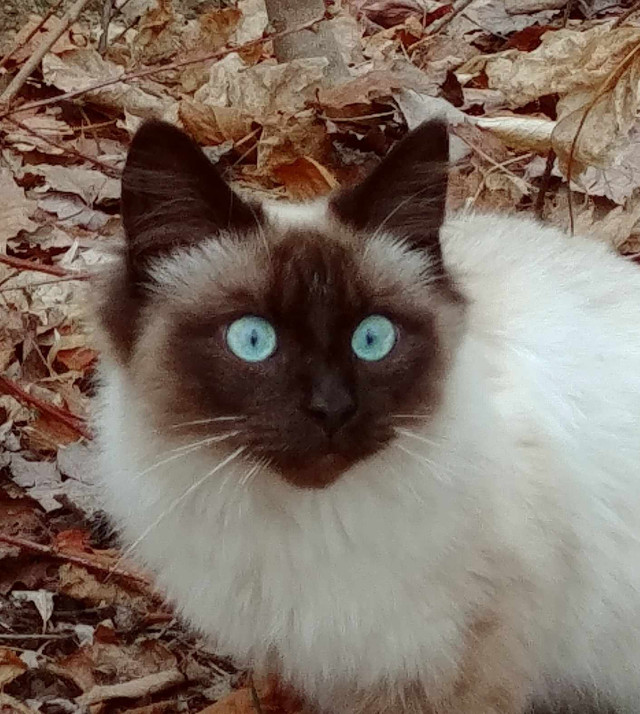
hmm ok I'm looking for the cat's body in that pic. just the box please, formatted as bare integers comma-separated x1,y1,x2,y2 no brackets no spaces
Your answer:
95,121,640,713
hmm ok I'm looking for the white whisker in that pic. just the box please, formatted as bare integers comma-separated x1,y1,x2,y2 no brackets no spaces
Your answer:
136,432,240,478
109,446,246,579
168,416,246,430
392,414,431,419
393,443,451,485
395,428,441,449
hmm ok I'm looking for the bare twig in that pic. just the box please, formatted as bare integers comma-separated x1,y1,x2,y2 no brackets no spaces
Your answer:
0,11,329,120
0,374,92,440
562,0,575,27
78,670,185,705
0,0,66,71
4,116,121,177
428,0,477,35
98,0,114,54
0,534,150,585
0,253,92,279
0,0,93,106
535,149,556,219
612,0,640,28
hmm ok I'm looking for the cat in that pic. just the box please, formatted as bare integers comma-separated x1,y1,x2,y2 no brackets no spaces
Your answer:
93,118,640,714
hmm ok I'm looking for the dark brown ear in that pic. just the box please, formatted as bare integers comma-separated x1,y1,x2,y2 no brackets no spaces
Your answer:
121,120,258,284
331,120,448,265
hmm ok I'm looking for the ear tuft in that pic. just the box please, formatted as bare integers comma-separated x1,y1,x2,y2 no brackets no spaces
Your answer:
121,120,258,283
331,120,449,265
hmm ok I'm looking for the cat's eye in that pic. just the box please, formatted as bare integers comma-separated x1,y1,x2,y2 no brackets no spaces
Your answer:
226,316,277,362
351,315,396,362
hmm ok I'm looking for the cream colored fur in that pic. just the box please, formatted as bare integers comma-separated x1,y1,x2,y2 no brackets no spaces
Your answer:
95,207,640,713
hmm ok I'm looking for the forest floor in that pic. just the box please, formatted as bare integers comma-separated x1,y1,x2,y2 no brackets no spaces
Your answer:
1,0,640,712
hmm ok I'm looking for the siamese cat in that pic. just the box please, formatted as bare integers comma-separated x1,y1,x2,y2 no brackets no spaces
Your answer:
94,119,640,713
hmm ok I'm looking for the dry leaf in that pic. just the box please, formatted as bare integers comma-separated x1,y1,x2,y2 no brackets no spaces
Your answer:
28,165,120,205
132,0,182,64
179,100,253,145
485,26,640,108
0,648,27,687
8,14,85,64
272,157,338,200
42,49,175,119
476,115,555,153
2,114,75,155
195,54,328,121
198,677,312,714
0,168,38,250
450,0,560,36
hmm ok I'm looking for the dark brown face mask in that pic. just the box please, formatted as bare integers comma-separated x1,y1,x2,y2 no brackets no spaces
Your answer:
98,119,465,489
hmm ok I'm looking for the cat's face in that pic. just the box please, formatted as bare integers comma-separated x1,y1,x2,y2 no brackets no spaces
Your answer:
98,120,465,488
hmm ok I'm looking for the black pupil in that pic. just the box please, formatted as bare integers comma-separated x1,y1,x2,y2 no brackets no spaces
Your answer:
250,329,259,348
366,330,375,347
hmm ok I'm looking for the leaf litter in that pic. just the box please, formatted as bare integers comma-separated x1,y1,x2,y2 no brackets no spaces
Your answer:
1,0,640,711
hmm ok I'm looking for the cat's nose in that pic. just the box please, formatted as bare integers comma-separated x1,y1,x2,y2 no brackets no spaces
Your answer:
306,372,356,435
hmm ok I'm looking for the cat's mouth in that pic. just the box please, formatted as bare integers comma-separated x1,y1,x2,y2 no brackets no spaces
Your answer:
271,452,357,489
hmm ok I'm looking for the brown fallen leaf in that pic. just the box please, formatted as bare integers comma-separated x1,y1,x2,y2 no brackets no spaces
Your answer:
7,14,86,65
41,48,176,120
198,677,312,714
194,54,328,121
0,647,27,687
179,99,253,145
272,157,338,200
0,168,39,251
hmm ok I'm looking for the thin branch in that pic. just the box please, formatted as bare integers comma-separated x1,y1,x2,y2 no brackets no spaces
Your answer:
0,534,150,585
98,0,114,54
612,0,640,28
0,11,329,120
0,0,93,106
3,115,122,177
0,253,92,279
535,149,556,218
0,0,66,71
428,0,477,34
0,374,92,440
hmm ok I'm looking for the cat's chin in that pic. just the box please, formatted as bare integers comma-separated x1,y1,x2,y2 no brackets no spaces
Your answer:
271,452,359,489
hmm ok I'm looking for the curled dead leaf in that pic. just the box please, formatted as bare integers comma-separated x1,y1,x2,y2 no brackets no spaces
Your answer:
0,648,27,687
273,157,338,200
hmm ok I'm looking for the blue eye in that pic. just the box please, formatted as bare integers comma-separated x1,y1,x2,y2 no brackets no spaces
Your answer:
226,316,277,362
351,315,396,361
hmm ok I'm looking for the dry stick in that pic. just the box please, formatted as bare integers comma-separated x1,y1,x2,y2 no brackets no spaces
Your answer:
428,0,477,34
98,0,114,54
0,253,92,279
0,374,92,440
0,534,150,585
0,0,66,71
0,0,93,106
534,149,556,219
4,115,122,177
0,11,329,120
612,0,640,28
566,40,640,234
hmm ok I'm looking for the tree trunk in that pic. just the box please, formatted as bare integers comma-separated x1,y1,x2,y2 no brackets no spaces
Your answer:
264,0,348,84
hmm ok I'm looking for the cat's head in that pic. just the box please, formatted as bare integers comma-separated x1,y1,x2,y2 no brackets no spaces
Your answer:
98,120,466,488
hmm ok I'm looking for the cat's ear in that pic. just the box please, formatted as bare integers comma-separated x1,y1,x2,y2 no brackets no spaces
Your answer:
331,120,448,263
121,120,258,281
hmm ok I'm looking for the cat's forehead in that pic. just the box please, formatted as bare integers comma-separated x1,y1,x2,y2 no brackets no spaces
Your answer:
148,203,435,314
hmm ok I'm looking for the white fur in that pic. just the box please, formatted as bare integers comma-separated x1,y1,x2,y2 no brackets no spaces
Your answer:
95,207,640,712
